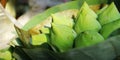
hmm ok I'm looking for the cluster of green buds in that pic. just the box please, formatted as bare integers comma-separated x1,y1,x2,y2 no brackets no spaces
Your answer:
45,2,120,52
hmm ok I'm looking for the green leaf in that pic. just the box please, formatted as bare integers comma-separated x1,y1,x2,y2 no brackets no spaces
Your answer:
13,35,120,60
60,35,120,60
13,47,60,60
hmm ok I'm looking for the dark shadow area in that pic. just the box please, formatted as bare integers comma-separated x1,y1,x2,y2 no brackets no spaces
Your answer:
15,0,29,18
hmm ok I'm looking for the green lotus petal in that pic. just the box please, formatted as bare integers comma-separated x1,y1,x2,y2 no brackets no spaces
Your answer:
32,34,48,45
40,27,50,34
0,50,12,60
100,18,120,39
74,2,101,34
52,14,74,28
98,2,120,25
75,30,104,48
51,23,76,52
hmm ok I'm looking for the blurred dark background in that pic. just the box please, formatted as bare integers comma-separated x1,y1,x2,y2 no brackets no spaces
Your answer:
15,0,29,18
15,0,72,18
0,0,120,18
